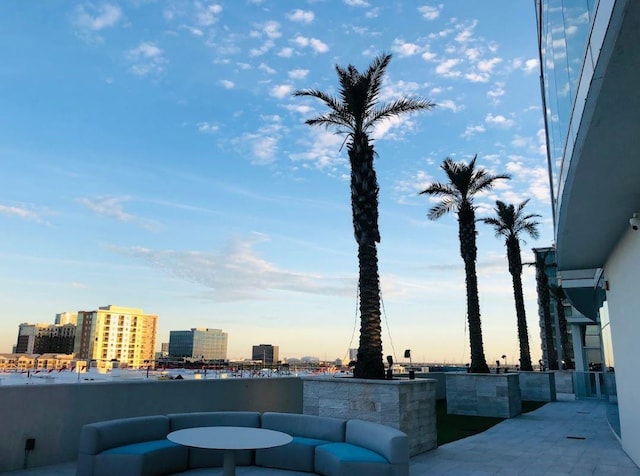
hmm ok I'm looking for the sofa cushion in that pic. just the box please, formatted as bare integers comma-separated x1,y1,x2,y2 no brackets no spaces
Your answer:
94,439,188,476
256,436,331,472
79,416,171,455
260,412,346,442
168,411,261,468
314,442,391,476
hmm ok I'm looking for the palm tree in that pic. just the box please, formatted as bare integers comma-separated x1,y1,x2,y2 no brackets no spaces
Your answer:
421,156,510,373
294,53,434,379
533,251,559,370
549,284,574,369
481,200,540,371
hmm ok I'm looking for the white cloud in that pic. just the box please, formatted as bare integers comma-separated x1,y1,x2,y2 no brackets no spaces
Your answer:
485,113,515,128
344,0,369,6
464,72,489,82
197,122,220,133
262,20,282,39
288,69,309,80
270,84,294,99
250,39,275,57
391,39,423,57
437,99,463,113
293,36,329,53
287,9,314,23
259,63,276,74
126,42,167,77
278,47,294,58
523,58,539,73
289,129,345,171
74,3,122,31
195,3,222,26
488,82,506,102
462,124,486,138
234,115,285,165
455,20,477,43
220,79,235,89
478,57,502,72
417,5,441,20
421,51,437,61
435,58,461,78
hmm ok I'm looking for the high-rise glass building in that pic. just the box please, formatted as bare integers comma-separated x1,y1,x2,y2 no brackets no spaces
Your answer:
168,328,228,361
537,0,640,465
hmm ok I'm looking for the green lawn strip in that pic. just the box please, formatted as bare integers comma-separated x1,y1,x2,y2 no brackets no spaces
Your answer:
437,400,546,445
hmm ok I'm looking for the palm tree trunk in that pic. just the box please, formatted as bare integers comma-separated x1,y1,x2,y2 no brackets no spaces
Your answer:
554,293,574,369
535,256,558,370
507,238,533,371
459,203,489,373
350,133,384,379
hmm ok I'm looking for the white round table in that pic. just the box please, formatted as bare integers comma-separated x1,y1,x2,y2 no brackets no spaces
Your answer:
167,426,293,476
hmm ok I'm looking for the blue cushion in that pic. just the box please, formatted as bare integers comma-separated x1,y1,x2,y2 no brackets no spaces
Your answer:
293,436,331,447
102,439,180,455
318,442,387,463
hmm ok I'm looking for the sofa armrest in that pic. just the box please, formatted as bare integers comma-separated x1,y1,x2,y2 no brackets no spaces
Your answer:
345,420,408,465
78,416,171,455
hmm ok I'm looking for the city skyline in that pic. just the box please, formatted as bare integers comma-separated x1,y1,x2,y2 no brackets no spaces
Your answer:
1,1,550,366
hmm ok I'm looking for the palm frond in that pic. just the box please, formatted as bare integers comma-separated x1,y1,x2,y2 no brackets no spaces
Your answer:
365,98,436,130
420,182,459,198
428,198,457,220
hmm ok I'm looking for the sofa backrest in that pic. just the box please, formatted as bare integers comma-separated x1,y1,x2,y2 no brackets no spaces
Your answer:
345,419,408,464
168,411,261,431
78,415,171,455
261,412,346,442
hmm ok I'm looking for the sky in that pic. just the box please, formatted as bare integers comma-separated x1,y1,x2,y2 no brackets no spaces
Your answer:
0,0,552,366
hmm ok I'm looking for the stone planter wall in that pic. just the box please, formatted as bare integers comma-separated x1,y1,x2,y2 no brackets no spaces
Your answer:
518,371,556,402
554,370,575,394
301,376,436,456
446,373,521,418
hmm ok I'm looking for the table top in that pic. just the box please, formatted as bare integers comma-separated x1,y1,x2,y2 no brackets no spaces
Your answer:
167,426,293,450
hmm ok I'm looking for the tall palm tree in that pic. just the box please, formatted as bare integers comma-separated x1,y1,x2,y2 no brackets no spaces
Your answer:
481,200,540,371
549,284,574,369
421,156,510,373
294,53,434,379
533,251,559,370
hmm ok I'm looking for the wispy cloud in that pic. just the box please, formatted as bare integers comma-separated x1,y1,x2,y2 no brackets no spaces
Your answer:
197,122,220,134
77,196,160,231
234,115,285,165
270,84,294,99
220,79,235,89
72,2,122,43
126,42,167,77
110,234,354,301
288,69,309,80
0,203,48,224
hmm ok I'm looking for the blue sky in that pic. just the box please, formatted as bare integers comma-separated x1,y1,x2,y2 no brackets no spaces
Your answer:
0,1,551,365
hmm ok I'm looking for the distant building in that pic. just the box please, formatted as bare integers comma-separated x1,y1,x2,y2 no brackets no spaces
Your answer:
55,312,78,325
74,305,157,369
252,344,279,365
301,356,319,364
15,323,76,354
168,328,227,361
348,348,357,361
160,342,169,357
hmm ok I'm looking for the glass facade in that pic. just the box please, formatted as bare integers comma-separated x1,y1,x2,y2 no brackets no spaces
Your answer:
169,328,228,360
537,0,613,216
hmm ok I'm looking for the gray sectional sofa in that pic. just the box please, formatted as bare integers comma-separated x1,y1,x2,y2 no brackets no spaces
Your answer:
76,411,409,476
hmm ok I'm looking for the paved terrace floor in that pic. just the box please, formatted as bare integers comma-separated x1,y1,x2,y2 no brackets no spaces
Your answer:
4,399,639,476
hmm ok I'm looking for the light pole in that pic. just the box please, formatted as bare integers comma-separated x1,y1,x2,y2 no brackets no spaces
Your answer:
144,360,150,379
501,355,507,372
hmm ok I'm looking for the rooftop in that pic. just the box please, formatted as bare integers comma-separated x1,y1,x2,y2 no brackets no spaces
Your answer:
5,398,638,476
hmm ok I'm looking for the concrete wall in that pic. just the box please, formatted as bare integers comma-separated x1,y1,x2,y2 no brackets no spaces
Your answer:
605,229,640,467
415,372,447,400
518,371,556,402
302,377,437,457
0,377,302,472
446,373,521,418
554,370,575,394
